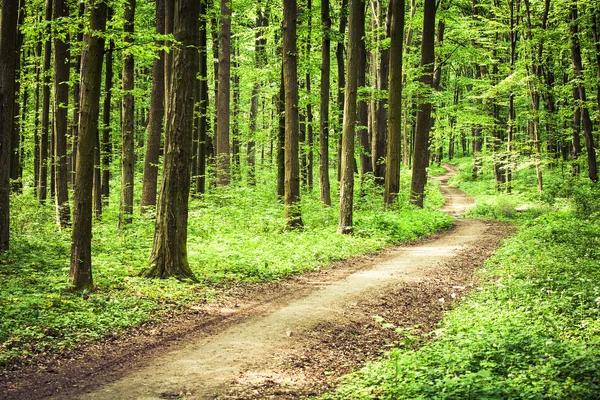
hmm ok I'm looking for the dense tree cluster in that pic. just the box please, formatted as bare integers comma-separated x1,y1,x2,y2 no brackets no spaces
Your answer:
0,0,598,288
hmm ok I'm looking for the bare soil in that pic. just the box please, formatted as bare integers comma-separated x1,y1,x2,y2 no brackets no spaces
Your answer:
0,165,514,399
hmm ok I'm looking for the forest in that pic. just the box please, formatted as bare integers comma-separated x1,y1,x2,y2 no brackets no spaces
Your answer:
1,0,600,397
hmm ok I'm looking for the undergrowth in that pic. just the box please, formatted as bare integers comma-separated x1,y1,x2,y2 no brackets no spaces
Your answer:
0,167,451,366
323,156,600,399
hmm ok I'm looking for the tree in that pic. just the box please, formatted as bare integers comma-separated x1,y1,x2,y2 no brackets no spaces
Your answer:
319,0,332,206
283,0,302,227
216,0,232,186
142,0,200,280
409,0,435,208
0,0,20,252
383,0,405,206
120,0,136,226
38,0,53,203
101,8,114,204
338,0,363,233
53,0,71,227
70,0,108,290
195,0,209,194
141,0,165,212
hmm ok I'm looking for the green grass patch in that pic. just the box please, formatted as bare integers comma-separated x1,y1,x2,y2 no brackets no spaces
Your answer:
323,157,600,399
0,168,452,366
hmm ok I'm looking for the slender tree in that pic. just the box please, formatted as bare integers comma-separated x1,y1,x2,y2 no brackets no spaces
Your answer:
283,0,302,227
70,0,108,290
319,0,332,205
0,0,20,251
10,1,25,194
383,0,405,205
53,0,71,226
101,8,114,203
195,0,209,194
119,0,136,226
338,0,363,233
409,0,435,208
356,0,371,178
216,0,232,186
336,0,348,181
373,0,391,183
71,2,85,183
306,0,314,190
141,0,165,212
142,0,200,280
38,0,53,203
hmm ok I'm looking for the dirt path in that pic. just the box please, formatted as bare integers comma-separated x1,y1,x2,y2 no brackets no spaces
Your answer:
1,165,512,399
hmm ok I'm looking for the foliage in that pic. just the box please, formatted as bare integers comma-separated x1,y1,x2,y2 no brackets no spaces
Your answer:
323,207,600,400
0,169,451,366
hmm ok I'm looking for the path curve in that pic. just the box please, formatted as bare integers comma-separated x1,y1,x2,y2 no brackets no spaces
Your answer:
2,164,505,400
87,165,480,399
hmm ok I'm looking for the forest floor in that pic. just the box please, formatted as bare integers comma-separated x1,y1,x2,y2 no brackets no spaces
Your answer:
0,165,513,400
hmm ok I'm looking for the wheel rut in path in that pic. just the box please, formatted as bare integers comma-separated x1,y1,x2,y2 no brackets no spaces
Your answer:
2,164,512,399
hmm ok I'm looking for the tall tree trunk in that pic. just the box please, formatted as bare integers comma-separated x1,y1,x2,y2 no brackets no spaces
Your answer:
338,0,362,233
570,3,598,182
101,11,114,204
141,0,165,211
0,0,20,251
319,0,332,205
119,0,136,227
10,2,24,194
592,9,600,120
164,0,174,109
277,66,285,199
231,42,240,180
196,0,208,194
373,0,391,184
336,0,348,182
216,0,231,186
53,0,71,226
142,0,200,281
283,0,302,227
357,0,371,178
306,0,314,190
34,42,41,197
38,0,53,203
70,2,84,184
409,0,435,208
383,0,404,206
70,0,108,290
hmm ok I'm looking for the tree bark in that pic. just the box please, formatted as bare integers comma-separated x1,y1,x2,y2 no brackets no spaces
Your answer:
71,2,84,184
0,0,20,251
357,0,371,178
306,0,314,190
101,11,114,204
373,0,391,184
570,3,597,182
336,0,348,182
216,0,231,186
383,0,404,206
38,0,53,203
70,0,107,290
196,0,208,194
320,0,332,205
53,0,71,226
142,0,199,281
10,2,25,194
119,0,136,227
283,0,302,227
277,66,285,199
338,0,363,233
141,0,166,212
409,0,435,208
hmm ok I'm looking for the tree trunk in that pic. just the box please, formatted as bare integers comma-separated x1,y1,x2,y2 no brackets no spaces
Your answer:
357,0,371,178
409,0,435,208
10,3,24,194
71,2,84,184
119,0,136,227
53,0,71,226
0,0,20,251
319,0,332,206
592,10,600,119
338,0,363,233
383,0,404,206
336,0,349,182
70,0,108,290
196,0,208,194
216,0,231,186
306,0,314,191
373,0,391,184
164,0,174,109
141,0,165,212
142,0,200,281
283,0,302,227
101,12,114,204
570,3,598,182
277,66,285,199
231,43,240,180
38,0,53,203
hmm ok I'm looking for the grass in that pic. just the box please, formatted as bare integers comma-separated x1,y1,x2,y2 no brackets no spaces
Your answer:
323,155,600,399
0,166,452,366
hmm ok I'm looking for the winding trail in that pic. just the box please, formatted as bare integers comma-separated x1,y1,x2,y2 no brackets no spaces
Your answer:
2,164,511,400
